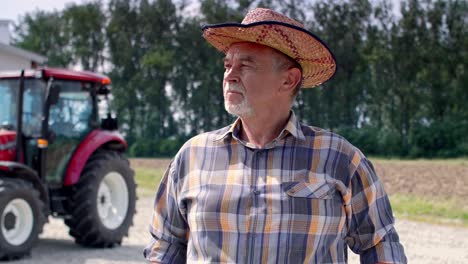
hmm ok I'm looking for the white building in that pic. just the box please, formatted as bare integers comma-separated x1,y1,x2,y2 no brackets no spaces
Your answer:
0,20,47,71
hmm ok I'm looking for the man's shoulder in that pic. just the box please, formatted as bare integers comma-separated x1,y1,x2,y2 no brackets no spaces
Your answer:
170,125,231,169
300,123,346,141
300,123,359,156
179,125,231,150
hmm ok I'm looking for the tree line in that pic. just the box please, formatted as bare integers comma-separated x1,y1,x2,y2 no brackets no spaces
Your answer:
13,0,467,158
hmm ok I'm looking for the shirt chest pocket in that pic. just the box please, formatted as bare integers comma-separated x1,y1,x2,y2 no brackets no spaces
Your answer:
280,174,343,217
283,180,337,199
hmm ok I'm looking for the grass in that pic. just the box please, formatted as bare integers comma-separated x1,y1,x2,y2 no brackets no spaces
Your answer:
390,194,468,227
132,165,468,227
134,167,166,197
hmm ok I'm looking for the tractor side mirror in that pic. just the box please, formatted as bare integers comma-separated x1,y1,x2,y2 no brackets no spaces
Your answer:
98,85,110,95
101,113,118,131
47,84,60,106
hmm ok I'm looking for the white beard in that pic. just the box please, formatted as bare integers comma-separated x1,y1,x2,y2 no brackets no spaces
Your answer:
224,83,254,117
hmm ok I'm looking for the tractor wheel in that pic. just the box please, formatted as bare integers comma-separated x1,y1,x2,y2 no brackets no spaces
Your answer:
64,150,136,247
0,178,46,260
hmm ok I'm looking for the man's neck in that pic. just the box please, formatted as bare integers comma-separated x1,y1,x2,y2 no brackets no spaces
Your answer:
238,109,291,148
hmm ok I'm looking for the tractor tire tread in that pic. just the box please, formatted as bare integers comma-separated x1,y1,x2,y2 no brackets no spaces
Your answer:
0,177,46,260
64,150,136,248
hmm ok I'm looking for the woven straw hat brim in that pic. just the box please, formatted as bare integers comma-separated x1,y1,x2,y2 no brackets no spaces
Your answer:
202,21,337,88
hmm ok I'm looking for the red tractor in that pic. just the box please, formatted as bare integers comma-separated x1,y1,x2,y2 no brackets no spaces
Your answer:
0,68,136,260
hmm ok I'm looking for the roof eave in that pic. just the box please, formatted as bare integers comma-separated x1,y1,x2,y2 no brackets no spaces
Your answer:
0,43,48,63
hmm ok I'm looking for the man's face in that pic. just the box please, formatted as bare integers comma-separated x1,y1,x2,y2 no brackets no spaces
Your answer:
223,42,284,117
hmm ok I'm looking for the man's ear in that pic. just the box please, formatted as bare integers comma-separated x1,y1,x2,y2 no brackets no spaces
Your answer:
279,67,302,94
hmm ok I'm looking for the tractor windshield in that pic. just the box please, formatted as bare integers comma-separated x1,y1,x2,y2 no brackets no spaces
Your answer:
0,78,46,137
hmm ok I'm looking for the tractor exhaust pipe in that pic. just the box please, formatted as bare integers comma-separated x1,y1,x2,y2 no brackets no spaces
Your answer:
15,70,25,162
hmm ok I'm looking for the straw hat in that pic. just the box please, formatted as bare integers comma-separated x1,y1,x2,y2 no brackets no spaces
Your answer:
202,8,337,88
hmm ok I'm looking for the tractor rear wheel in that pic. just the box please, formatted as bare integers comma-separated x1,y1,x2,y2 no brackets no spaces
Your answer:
0,178,46,260
64,150,136,247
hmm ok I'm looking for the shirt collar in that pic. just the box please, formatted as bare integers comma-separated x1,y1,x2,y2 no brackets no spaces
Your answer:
280,111,306,141
214,111,306,143
215,118,241,142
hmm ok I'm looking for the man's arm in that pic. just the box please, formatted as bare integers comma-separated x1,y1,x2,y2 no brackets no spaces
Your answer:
345,156,407,264
143,161,188,263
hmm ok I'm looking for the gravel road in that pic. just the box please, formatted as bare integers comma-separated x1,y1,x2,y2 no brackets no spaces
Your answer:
11,197,468,264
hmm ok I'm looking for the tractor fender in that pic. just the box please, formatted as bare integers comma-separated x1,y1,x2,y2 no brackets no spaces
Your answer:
0,161,49,214
63,129,127,186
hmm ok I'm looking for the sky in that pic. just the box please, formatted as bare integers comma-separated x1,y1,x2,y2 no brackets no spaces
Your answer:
1,0,401,24
0,0,86,22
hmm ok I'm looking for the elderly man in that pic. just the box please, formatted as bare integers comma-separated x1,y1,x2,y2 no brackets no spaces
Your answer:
144,8,406,264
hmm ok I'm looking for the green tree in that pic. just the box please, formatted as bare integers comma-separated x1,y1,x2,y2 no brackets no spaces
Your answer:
170,0,249,135
63,1,107,71
107,0,178,148
14,11,72,67
12,0,467,157
137,0,178,139
297,0,372,133
106,0,141,144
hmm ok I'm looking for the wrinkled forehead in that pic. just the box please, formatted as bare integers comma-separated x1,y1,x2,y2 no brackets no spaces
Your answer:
225,42,275,60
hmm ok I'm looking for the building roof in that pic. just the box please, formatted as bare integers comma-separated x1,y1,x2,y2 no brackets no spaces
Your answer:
0,42,47,63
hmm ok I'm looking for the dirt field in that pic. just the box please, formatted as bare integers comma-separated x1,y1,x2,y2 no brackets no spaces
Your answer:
373,160,468,203
130,158,468,203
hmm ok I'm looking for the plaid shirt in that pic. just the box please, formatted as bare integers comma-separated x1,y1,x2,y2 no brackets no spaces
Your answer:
144,112,406,264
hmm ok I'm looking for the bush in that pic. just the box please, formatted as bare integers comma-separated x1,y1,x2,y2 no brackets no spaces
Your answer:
377,127,402,156
129,139,156,157
127,118,468,159
336,125,380,156
408,117,468,158
129,137,186,157
336,117,468,158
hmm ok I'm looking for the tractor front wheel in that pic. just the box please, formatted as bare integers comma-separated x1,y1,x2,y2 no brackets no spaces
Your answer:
65,150,136,247
0,178,46,260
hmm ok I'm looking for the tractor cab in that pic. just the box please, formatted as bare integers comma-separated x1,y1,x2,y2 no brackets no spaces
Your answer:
0,77,45,138
0,69,116,184
0,68,135,261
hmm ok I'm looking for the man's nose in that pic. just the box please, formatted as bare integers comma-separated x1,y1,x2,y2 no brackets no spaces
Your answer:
224,67,240,83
